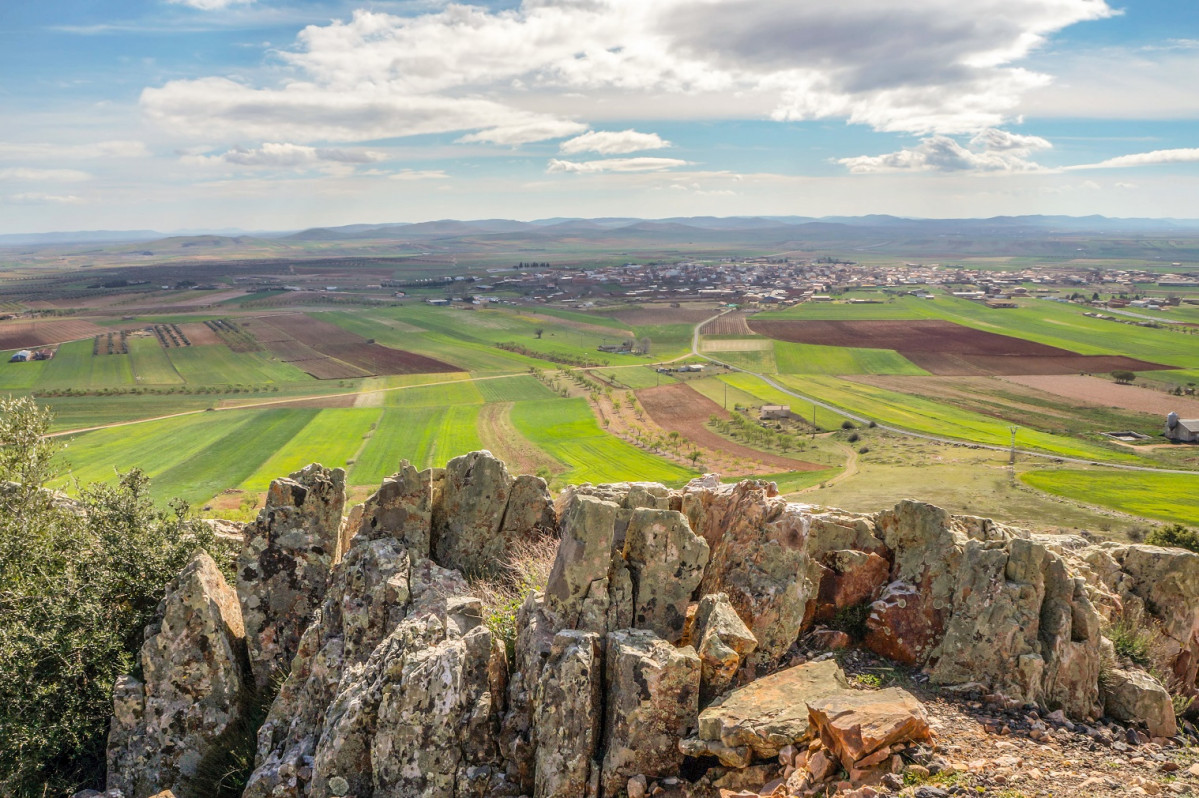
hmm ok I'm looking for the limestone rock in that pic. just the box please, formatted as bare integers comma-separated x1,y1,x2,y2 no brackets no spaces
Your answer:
691,593,758,704
623,507,710,642
237,463,346,689
433,450,517,577
1104,668,1178,739
533,631,604,798
350,463,442,556
601,629,701,796
807,688,933,771
544,494,619,632
688,480,812,667
107,552,248,798
685,659,851,766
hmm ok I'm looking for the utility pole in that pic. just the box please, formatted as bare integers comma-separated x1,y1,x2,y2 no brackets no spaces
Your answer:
723,381,727,410
1009,427,1018,482
812,404,817,438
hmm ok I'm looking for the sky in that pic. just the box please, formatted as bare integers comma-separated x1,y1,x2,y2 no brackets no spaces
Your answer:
1,0,1197,233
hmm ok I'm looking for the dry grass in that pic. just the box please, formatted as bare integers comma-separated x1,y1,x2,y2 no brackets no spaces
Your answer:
468,533,560,659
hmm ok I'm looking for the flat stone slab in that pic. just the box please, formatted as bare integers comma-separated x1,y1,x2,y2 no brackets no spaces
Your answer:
807,687,932,769
685,659,852,764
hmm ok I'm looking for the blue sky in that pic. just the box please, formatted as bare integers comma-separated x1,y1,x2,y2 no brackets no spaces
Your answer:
1,0,1197,233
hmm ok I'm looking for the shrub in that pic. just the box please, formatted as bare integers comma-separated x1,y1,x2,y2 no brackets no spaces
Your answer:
846,432,860,443
858,446,870,455
468,534,560,663
840,420,856,430
1145,524,1199,553
0,397,234,797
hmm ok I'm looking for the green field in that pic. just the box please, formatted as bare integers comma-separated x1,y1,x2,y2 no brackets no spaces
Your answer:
0,353,49,390
384,379,485,407
1021,468,1199,527
772,342,928,376
349,404,484,484
475,375,558,402
168,344,310,385
510,397,695,485
36,340,134,390
127,337,184,385
240,409,382,491
782,375,1142,462
707,372,853,430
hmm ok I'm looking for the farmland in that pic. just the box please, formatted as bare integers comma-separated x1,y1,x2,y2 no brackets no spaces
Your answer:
2,224,1198,535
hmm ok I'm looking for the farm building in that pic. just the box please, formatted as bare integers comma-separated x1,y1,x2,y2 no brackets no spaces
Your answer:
1166,412,1199,443
8,349,31,362
760,404,791,420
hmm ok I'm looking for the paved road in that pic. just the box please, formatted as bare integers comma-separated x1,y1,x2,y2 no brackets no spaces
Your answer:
690,310,1199,477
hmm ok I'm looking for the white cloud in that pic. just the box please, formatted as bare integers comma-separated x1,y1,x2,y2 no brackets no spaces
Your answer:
0,167,92,182
547,157,691,174
186,142,386,167
8,193,85,205
560,129,671,155
0,140,150,160
1066,148,1199,170
140,0,1116,151
389,169,449,181
166,0,254,10
839,128,1052,173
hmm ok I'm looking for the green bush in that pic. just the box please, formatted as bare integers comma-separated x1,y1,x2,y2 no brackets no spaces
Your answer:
829,602,872,641
1145,524,1199,553
0,397,233,796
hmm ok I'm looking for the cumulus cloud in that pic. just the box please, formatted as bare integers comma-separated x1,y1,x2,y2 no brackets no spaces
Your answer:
140,0,1115,150
186,142,386,167
547,157,691,174
1066,147,1199,170
0,167,92,182
0,140,150,160
560,130,671,155
838,128,1052,173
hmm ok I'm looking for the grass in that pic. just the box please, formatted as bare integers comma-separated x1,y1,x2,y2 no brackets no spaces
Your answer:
510,397,695,486
384,379,484,407
127,337,184,385
783,375,1143,462
717,372,854,430
772,341,928,376
168,344,311,385
35,339,134,390
0,351,49,390
239,409,382,491
53,409,317,504
348,405,484,485
474,374,558,402
1021,468,1199,527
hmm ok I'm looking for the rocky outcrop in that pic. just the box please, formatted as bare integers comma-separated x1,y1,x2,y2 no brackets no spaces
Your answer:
107,552,248,798
237,463,346,689
682,659,850,768
105,454,1195,798
690,592,758,704
600,629,700,796
686,479,811,668
434,451,554,579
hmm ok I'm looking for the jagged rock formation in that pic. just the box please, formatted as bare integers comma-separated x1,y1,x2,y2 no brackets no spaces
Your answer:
107,552,247,798
103,454,1199,798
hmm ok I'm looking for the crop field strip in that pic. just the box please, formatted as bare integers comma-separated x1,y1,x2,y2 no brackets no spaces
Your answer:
509,397,696,485
780,374,1143,462
636,382,825,471
239,408,383,491
750,318,1173,376
1021,468,1199,527
257,313,460,376
0,319,109,349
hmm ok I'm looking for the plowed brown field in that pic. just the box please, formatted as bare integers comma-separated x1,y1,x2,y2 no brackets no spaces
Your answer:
0,320,108,349
637,383,823,471
700,312,755,336
1003,374,1199,417
248,313,459,378
750,319,1172,376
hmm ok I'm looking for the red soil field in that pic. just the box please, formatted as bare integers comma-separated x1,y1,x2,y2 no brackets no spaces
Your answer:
0,320,108,349
1003,374,1199,418
637,383,824,472
749,319,1173,376
249,313,459,378
700,312,755,336
177,322,221,346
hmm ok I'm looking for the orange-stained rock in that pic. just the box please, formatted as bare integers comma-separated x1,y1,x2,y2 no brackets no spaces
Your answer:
806,688,933,772
815,550,891,621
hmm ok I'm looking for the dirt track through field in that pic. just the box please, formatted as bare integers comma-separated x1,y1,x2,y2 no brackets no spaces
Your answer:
476,402,564,475
750,319,1173,376
637,382,824,471
1002,374,1199,418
